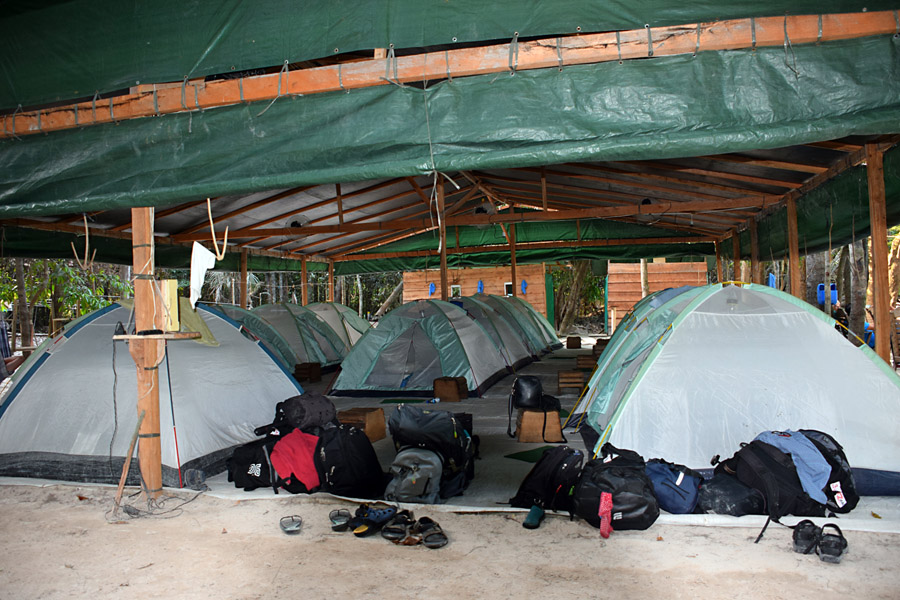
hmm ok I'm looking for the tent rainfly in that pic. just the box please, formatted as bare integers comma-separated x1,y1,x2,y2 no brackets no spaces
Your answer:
572,284,900,494
252,303,345,367
0,302,303,487
330,299,510,396
472,294,552,357
305,302,372,353
449,296,534,371
207,303,301,370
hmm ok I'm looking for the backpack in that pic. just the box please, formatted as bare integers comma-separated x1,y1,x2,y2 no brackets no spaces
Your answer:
798,429,859,514
507,376,566,442
226,436,279,491
269,429,321,494
384,447,443,504
573,443,659,531
695,472,766,516
716,440,824,542
388,404,475,489
255,393,337,436
315,424,386,499
644,459,703,514
509,446,584,513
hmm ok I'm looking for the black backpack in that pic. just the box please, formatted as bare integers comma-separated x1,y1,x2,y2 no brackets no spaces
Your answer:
314,424,386,499
695,472,766,516
509,446,584,513
573,443,659,531
716,440,824,542
388,404,475,489
254,393,337,436
226,436,279,491
799,429,859,514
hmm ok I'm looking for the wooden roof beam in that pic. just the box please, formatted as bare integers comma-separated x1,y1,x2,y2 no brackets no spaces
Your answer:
578,163,768,197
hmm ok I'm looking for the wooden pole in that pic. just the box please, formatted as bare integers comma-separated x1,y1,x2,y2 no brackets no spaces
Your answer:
749,219,761,284
540,167,548,212
328,261,335,303
640,258,649,298
867,143,891,363
732,232,741,282
113,410,146,516
301,258,308,306
129,207,166,499
510,224,518,297
239,249,248,308
438,180,448,301
786,197,802,299
715,240,723,283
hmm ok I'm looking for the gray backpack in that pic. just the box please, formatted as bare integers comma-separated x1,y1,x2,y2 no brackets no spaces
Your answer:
384,447,443,504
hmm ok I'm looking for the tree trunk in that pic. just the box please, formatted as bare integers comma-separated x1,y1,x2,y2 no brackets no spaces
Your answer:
639,259,649,298
356,274,363,317
805,251,826,308
849,239,868,336
888,233,900,308
557,260,590,335
374,281,403,318
14,259,32,351
836,246,849,308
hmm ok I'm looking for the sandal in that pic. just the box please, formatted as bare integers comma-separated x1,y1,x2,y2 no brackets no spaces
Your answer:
382,509,416,541
279,515,303,535
411,516,448,549
329,509,352,532
817,523,848,564
351,503,397,538
791,519,821,554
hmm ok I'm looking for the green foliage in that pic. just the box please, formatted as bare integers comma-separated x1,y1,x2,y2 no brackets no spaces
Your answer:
550,265,604,318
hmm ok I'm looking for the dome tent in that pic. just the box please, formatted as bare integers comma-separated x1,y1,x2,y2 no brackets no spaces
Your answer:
305,302,372,352
252,302,345,367
207,303,300,370
505,295,563,351
0,302,303,487
472,294,549,357
449,296,533,371
580,284,900,491
331,299,509,396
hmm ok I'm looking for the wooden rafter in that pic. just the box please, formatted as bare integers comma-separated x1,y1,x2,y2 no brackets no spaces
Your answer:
581,163,769,197
2,12,894,139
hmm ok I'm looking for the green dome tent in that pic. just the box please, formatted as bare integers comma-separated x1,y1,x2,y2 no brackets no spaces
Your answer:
331,299,510,396
252,303,345,367
305,302,372,352
207,303,300,370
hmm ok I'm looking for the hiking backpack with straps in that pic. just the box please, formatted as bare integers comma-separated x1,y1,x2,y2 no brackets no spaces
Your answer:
798,429,859,514
315,424,386,498
509,445,584,513
384,447,444,504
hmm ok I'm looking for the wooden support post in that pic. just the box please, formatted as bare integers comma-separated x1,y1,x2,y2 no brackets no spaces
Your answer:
749,219,761,284
328,261,335,303
541,167,548,212
336,184,344,225
867,143,891,363
640,258,649,298
715,240,723,283
732,232,741,282
438,180,448,301
786,197,802,299
129,207,166,499
301,258,308,306
239,249,248,308
510,224,518,297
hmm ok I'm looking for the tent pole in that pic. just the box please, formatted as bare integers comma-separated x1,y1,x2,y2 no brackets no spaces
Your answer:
301,258,308,306
786,197,802,299
866,143,891,364
714,240,723,283
732,232,741,282
129,207,166,499
749,219,761,284
239,249,248,308
328,260,335,303
510,224,518,298
438,180,449,301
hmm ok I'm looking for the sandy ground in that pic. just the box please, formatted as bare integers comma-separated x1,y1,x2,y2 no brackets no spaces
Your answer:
1,483,898,600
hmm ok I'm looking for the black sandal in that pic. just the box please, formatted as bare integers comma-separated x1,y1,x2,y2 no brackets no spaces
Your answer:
279,515,302,535
817,523,848,564
412,516,448,549
382,509,416,541
329,509,352,532
791,519,821,554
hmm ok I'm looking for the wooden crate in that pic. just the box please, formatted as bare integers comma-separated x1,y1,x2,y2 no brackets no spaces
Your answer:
294,362,322,383
576,355,597,370
433,376,467,402
566,336,582,349
337,407,386,442
516,408,564,443
558,370,586,393
592,340,609,356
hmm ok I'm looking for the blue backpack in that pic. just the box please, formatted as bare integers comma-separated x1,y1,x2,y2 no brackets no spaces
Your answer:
645,459,703,514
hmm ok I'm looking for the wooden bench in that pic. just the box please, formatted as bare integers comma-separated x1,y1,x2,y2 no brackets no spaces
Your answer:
566,336,582,349
516,408,564,443
337,407,386,442
293,362,322,383
592,340,609,356
558,370,586,393
575,355,597,370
